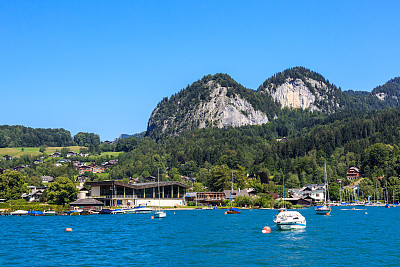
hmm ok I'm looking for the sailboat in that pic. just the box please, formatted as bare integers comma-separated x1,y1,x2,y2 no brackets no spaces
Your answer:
274,173,306,230
226,172,241,214
154,169,166,218
315,163,331,215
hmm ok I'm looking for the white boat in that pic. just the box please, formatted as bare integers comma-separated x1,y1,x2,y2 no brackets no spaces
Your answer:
134,205,153,214
154,169,166,218
122,208,136,214
154,210,166,218
315,163,331,215
274,210,307,230
11,210,29,216
111,209,125,214
274,174,306,230
43,210,56,216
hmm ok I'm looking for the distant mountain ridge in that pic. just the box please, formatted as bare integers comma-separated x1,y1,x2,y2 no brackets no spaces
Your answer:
146,67,399,140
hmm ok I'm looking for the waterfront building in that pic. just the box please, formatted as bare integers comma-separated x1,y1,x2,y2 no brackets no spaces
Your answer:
86,180,190,207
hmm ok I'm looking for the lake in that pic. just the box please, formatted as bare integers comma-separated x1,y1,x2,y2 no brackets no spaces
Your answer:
1,206,399,266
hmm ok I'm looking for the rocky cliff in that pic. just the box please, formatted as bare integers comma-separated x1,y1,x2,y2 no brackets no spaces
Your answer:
146,67,400,140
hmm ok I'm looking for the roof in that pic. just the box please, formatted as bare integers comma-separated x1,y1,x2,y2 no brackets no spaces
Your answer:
70,198,104,206
86,180,191,189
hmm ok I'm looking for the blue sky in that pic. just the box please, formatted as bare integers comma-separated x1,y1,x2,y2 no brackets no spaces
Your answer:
1,1,399,141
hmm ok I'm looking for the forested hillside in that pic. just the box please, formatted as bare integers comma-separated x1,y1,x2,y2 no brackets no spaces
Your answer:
147,67,400,140
0,126,75,147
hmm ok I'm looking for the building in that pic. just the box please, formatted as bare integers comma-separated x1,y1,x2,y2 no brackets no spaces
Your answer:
289,184,326,203
41,176,54,183
86,180,190,207
69,198,105,211
346,167,361,180
223,189,250,201
185,192,226,205
21,186,46,202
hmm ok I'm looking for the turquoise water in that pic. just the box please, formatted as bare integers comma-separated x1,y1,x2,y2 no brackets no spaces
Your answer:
1,207,399,266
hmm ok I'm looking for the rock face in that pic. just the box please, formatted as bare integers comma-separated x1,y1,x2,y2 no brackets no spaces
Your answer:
147,77,269,139
260,77,339,112
198,81,269,128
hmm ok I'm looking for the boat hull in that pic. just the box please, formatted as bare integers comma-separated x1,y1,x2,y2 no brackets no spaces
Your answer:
274,210,306,231
154,211,166,218
315,206,331,215
275,222,307,230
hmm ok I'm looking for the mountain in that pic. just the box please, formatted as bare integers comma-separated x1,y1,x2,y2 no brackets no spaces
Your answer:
257,67,345,113
371,77,400,107
146,74,278,139
146,67,400,140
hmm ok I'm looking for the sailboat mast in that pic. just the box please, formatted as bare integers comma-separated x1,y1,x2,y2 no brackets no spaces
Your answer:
324,163,327,203
230,172,233,209
158,168,161,210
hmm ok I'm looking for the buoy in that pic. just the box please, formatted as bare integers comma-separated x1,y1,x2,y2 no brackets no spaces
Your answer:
150,216,154,219
327,212,330,216
65,228,72,232
262,226,271,233
280,209,284,212
365,212,368,215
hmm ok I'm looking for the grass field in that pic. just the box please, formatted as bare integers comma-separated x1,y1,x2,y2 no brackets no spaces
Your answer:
100,152,123,157
0,146,84,158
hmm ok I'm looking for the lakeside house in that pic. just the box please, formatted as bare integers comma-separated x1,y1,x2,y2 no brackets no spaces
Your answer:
21,186,46,202
289,184,326,203
346,167,362,180
86,180,190,207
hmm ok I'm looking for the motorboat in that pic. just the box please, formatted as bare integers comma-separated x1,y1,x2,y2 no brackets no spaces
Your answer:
111,209,125,214
122,208,136,214
273,210,307,230
99,209,112,214
11,210,29,216
315,205,331,215
28,210,43,216
133,205,153,214
43,210,56,216
154,210,166,218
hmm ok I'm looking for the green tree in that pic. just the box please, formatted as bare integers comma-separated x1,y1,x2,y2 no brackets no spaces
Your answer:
328,182,340,201
168,167,182,182
0,170,27,200
207,165,231,191
47,177,78,205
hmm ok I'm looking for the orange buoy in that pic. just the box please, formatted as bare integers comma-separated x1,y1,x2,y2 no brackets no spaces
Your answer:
65,228,72,232
151,216,154,219
280,209,284,212
262,226,271,233
224,212,227,215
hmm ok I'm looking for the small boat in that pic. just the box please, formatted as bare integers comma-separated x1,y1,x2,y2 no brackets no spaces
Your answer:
154,169,166,218
99,209,112,214
28,210,43,216
274,173,306,230
226,207,241,214
111,209,125,214
11,210,29,216
274,210,307,230
43,210,56,216
316,163,331,215
226,172,241,214
133,205,153,214
123,208,136,214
